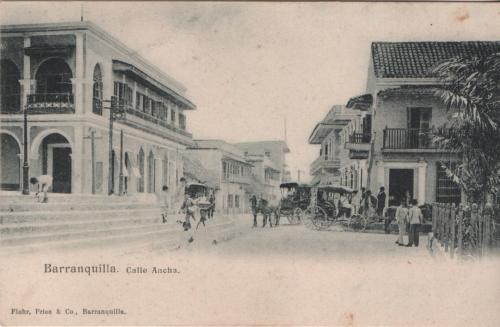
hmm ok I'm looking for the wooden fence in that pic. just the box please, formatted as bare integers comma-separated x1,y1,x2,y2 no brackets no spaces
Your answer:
431,203,499,259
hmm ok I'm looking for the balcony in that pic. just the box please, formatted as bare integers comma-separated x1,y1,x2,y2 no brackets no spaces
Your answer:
122,106,192,139
27,93,74,114
310,156,341,176
383,128,435,150
345,132,371,152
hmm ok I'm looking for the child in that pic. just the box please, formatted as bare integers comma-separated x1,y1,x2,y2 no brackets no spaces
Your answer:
30,175,53,203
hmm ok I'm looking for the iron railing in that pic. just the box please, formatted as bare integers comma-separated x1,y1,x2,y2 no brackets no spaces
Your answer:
349,132,371,144
26,93,74,114
383,128,434,149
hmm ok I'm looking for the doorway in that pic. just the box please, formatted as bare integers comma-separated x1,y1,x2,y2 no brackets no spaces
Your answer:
389,169,414,207
52,147,72,193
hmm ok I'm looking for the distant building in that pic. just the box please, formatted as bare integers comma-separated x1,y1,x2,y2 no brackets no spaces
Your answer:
186,140,253,214
235,140,291,183
245,153,281,201
0,21,195,198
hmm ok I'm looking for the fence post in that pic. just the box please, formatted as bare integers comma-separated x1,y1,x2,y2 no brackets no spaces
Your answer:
450,203,456,259
471,203,479,257
483,203,493,256
457,204,464,259
444,204,451,253
437,204,442,245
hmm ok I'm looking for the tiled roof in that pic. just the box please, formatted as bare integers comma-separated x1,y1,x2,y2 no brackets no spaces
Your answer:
371,42,500,78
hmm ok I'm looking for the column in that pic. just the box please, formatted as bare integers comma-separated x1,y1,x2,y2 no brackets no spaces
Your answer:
417,164,427,205
72,126,84,193
71,32,85,115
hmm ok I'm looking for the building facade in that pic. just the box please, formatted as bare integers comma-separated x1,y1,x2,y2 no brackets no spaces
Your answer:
346,42,500,207
186,140,253,214
245,154,281,202
0,22,195,199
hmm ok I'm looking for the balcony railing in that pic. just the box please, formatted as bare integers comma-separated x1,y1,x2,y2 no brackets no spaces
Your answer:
27,93,74,114
124,106,192,138
0,94,21,114
349,132,371,144
310,156,341,175
383,128,434,149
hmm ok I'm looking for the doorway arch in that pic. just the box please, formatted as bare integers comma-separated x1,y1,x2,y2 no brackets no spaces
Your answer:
0,132,21,190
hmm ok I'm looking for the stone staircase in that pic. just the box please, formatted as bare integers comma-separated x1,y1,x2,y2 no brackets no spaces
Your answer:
0,192,181,254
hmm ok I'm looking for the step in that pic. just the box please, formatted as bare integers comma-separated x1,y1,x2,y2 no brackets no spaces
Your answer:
0,201,158,213
0,207,161,224
0,193,158,206
0,215,162,237
0,224,182,255
0,221,174,247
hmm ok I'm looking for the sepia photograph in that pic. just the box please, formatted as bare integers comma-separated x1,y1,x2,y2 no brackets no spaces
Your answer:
0,1,499,326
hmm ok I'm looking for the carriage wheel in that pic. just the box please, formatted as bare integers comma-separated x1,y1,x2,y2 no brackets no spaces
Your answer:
308,206,329,230
286,214,296,225
348,214,367,232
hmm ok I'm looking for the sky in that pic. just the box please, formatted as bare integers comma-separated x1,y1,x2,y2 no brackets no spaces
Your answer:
1,2,500,181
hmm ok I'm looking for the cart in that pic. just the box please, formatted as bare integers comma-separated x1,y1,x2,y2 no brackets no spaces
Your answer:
304,184,356,230
278,182,311,225
185,182,214,219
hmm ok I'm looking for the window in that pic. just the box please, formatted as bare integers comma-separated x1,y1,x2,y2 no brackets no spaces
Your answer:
436,163,461,204
92,65,103,115
228,194,233,208
223,162,227,179
235,195,240,208
170,109,176,124
265,151,271,157
113,82,132,106
136,92,142,110
178,113,186,130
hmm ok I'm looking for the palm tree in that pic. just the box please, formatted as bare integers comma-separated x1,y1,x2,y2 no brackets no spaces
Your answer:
432,53,500,204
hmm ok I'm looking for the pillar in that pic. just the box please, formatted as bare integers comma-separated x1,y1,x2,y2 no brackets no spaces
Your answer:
417,164,427,205
71,32,85,115
72,126,84,193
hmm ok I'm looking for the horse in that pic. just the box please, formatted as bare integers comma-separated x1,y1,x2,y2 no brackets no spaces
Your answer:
258,198,281,227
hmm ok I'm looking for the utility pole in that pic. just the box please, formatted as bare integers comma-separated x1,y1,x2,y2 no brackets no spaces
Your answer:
118,129,124,195
108,96,116,195
83,129,102,194
22,104,29,195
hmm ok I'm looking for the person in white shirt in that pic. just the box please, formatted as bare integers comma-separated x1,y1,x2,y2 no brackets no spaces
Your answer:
158,185,170,223
406,199,423,247
30,175,53,203
395,200,408,246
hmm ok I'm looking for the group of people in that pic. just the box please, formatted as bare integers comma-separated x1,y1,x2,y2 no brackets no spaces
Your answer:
358,186,386,220
395,199,424,247
159,177,216,232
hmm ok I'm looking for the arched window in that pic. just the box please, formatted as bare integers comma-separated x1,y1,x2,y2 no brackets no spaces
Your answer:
0,59,21,113
92,65,103,115
148,150,155,193
35,58,73,94
137,148,145,193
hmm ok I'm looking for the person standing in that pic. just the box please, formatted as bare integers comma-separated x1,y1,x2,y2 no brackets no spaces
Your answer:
250,194,258,227
395,200,408,246
377,186,386,219
30,175,53,203
180,193,196,231
159,185,170,223
208,191,215,219
406,199,423,247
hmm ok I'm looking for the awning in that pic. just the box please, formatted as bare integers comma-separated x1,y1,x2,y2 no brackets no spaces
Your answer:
112,60,196,110
183,156,219,189
346,94,373,110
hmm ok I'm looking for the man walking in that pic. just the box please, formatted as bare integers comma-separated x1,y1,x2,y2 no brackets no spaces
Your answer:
208,191,215,219
159,185,170,223
406,199,423,247
250,194,258,227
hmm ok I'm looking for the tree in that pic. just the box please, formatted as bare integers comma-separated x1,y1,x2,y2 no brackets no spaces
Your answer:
432,53,500,204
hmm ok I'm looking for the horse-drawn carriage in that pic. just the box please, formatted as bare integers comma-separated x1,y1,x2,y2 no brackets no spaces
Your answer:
278,182,311,224
303,184,357,230
185,182,213,219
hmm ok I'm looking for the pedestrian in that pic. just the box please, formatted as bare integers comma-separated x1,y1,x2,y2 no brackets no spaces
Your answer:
250,194,258,227
159,185,170,223
359,187,366,215
208,191,215,219
180,193,196,231
377,186,386,219
406,199,423,247
30,174,53,203
395,200,408,246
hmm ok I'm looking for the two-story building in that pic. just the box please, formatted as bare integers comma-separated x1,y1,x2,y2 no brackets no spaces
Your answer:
0,21,195,198
185,140,253,214
308,105,362,186
351,41,500,206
